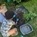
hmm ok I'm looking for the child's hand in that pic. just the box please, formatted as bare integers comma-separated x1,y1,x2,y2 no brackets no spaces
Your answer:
8,28,18,36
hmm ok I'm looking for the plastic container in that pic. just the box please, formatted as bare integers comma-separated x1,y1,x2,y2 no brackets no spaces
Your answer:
20,23,33,35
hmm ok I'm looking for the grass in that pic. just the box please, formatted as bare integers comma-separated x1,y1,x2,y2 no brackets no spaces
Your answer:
0,0,37,37
16,0,37,37
11,0,37,37
21,0,37,37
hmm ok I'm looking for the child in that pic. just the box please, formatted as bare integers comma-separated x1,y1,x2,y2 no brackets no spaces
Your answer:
0,4,18,37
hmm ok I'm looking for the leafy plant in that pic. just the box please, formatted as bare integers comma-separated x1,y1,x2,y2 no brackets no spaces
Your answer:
23,12,37,22
13,0,21,3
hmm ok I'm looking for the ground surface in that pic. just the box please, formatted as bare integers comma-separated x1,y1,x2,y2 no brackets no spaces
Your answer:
16,0,37,37
0,0,37,37
23,0,37,37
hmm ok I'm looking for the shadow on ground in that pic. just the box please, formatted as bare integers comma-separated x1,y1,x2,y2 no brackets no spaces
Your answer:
21,0,31,2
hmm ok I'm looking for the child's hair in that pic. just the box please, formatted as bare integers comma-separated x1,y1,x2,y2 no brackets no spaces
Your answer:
0,4,5,8
5,11,15,19
0,4,3,9
0,3,1,6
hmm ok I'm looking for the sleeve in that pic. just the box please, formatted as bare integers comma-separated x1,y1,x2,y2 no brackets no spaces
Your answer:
0,13,5,23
